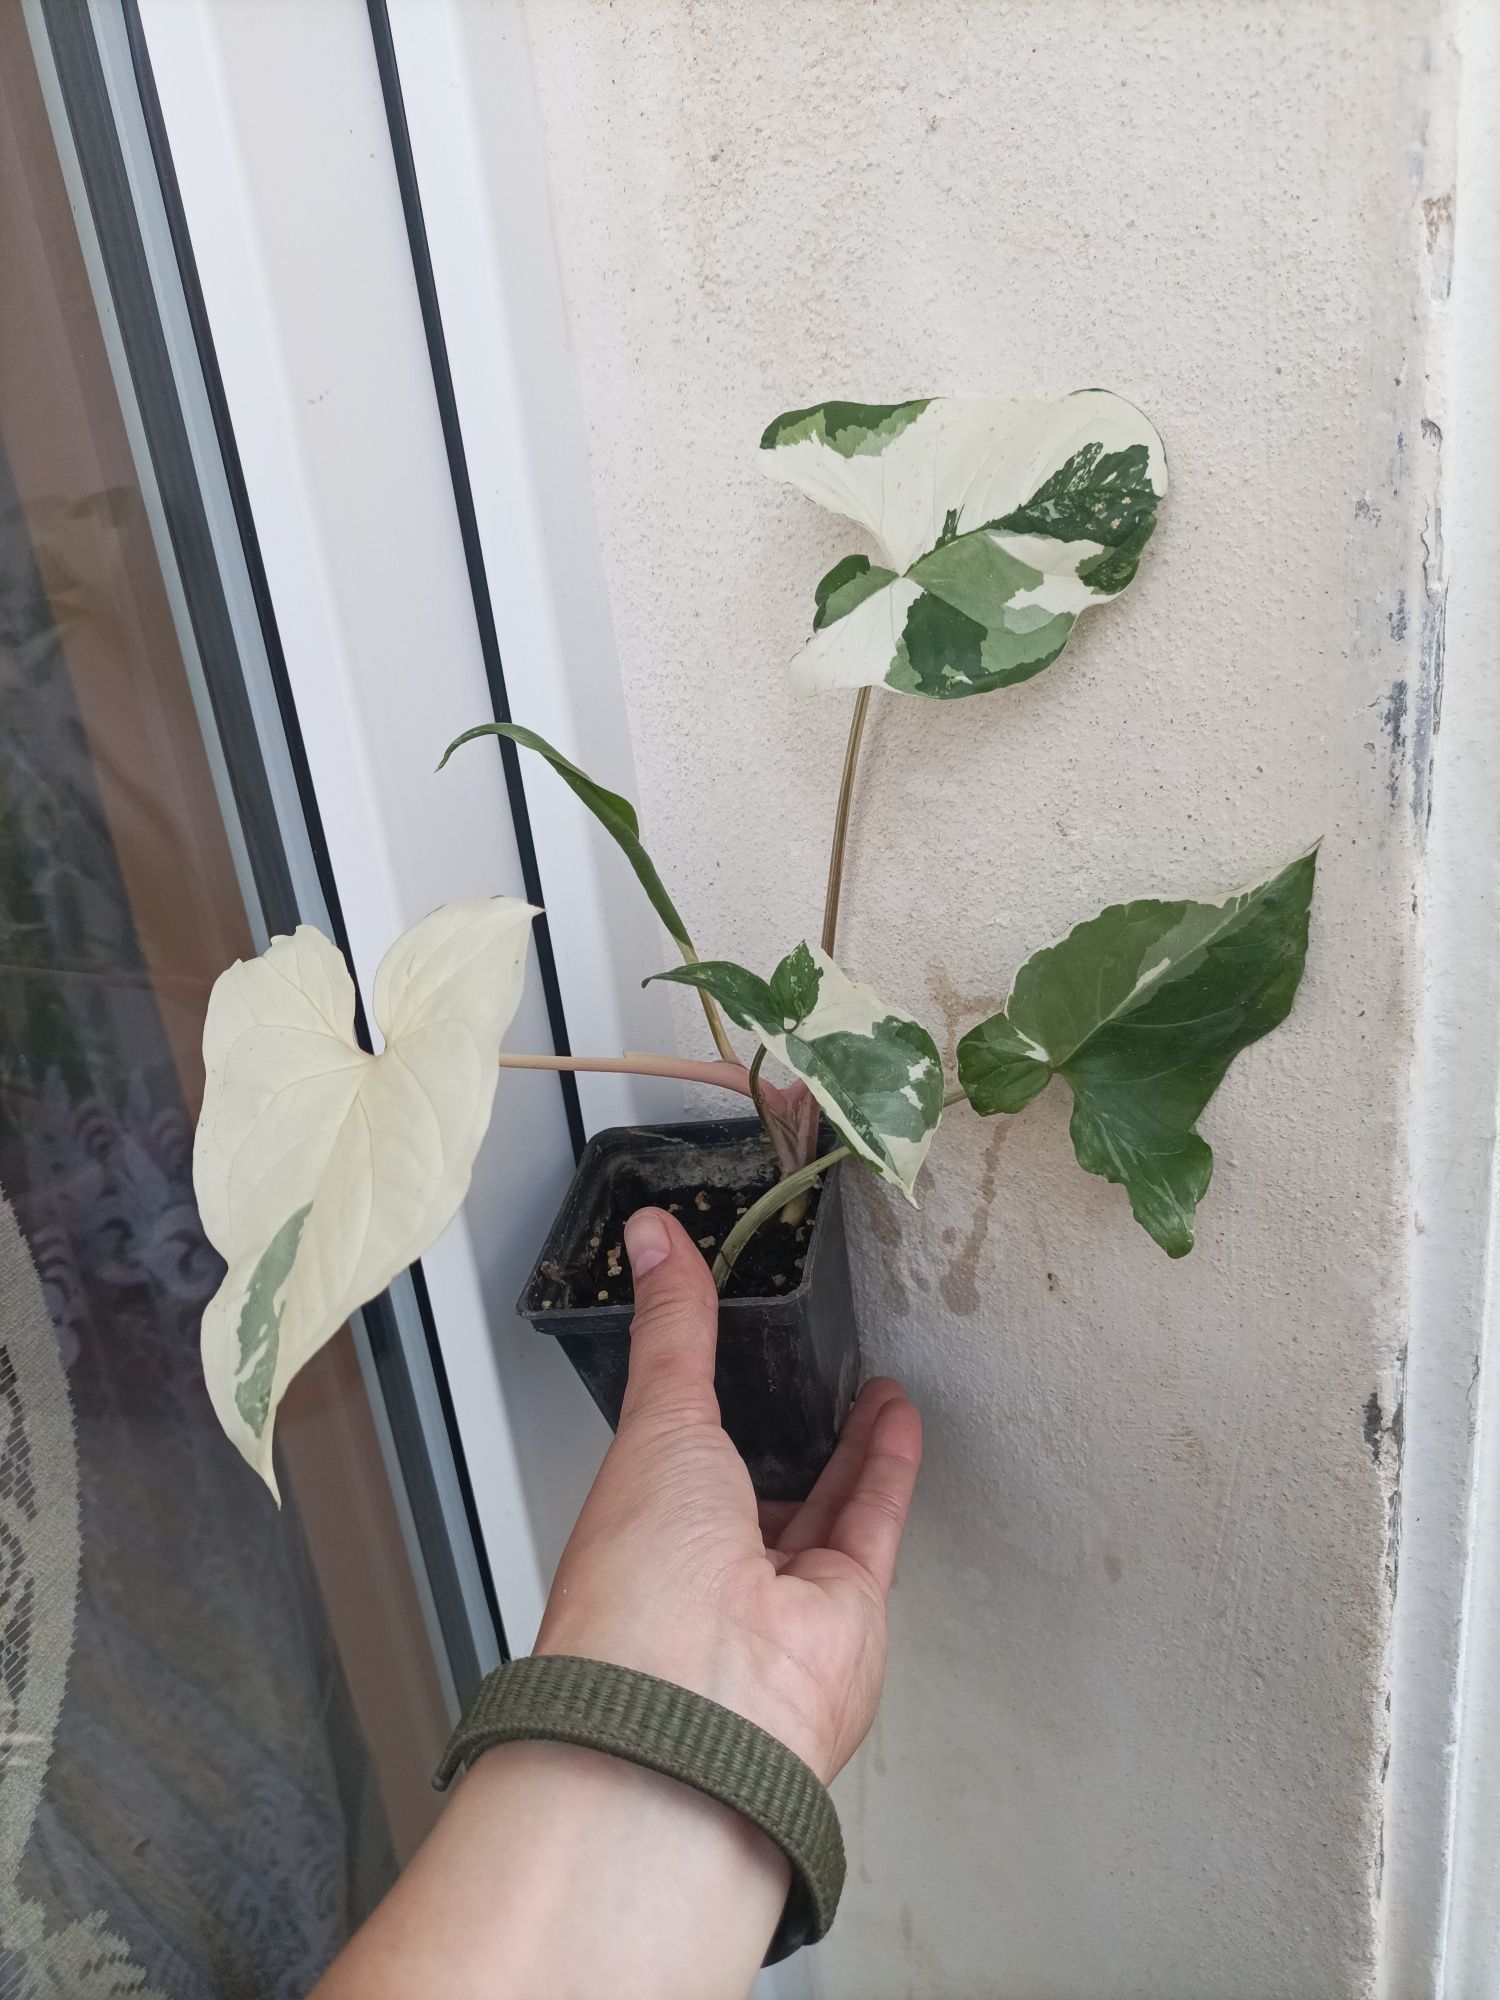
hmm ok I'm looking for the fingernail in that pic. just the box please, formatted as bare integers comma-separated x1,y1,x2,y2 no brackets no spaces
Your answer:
624,1208,671,1278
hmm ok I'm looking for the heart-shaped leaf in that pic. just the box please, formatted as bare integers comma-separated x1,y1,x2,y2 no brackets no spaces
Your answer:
956,852,1316,1255
760,391,1167,699
650,942,943,1201
194,899,536,1496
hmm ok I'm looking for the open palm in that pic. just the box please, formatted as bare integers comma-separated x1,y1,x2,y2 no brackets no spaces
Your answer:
535,1206,922,1783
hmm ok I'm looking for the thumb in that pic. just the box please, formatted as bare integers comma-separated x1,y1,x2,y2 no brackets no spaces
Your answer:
618,1207,721,1426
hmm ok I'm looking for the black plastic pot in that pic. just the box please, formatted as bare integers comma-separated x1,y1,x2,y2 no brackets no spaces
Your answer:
517,1117,861,1500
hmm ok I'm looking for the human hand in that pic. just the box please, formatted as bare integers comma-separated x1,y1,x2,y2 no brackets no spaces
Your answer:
534,1205,922,1784
313,1204,917,2000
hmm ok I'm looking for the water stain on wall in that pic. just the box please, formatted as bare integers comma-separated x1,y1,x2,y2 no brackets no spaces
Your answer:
859,1177,911,1318
938,1122,1007,1316
1167,1422,1211,1485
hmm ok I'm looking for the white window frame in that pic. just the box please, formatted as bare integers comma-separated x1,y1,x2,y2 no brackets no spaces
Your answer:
129,0,620,1660
1369,8,1500,1997
1395,7,1500,1996
131,7,808,1988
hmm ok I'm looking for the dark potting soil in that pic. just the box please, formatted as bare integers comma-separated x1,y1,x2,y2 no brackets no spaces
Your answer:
536,1171,823,1310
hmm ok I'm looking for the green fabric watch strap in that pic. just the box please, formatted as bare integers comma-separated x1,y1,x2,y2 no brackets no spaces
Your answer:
433,1654,845,1964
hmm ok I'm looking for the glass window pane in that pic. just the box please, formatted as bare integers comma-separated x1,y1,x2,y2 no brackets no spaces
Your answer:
0,9,477,1992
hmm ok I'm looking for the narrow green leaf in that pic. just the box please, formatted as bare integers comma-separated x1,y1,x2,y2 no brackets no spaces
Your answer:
651,944,943,1201
957,852,1317,1256
441,721,693,952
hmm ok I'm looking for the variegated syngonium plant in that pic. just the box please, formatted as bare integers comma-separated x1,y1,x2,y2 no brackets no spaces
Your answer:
758,390,1166,698
193,384,1318,1496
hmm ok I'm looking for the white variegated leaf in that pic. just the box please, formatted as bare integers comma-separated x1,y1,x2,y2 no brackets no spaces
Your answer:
760,391,1167,699
651,943,943,1202
194,899,536,1496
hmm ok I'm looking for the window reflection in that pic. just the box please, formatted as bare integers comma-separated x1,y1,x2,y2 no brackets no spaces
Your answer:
0,17,446,1996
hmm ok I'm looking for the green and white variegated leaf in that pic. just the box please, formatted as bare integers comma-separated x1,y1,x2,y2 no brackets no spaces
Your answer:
956,852,1316,1256
650,942,943,1202
760,391,1167,700
194,899,536,1496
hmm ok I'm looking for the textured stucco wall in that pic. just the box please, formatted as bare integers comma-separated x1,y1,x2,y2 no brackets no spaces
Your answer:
518,5,1452,1992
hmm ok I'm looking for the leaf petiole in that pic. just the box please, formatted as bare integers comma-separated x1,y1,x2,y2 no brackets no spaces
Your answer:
498,1051,753,1097
821,686,871,956
712,1142,851,1293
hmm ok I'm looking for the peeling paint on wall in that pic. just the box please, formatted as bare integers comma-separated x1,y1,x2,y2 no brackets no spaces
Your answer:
1422,190,1456,298
1412,484,1449,835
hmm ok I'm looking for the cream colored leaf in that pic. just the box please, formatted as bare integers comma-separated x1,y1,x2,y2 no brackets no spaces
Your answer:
193,898,536,1497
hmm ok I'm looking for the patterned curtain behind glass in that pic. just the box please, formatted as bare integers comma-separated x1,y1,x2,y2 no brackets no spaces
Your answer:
0,441,395,1997
0,18,436,1996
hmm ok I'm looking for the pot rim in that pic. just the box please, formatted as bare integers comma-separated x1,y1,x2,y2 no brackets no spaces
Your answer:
516,1116,844,1322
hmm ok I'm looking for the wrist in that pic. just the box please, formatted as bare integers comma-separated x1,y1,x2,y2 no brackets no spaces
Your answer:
470,1737,792,1906
318,1735,789,2000
438,1654,846,1964
532,1619,837,1783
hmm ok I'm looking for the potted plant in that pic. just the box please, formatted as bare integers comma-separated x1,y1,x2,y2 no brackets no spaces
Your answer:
193,391,1315,1504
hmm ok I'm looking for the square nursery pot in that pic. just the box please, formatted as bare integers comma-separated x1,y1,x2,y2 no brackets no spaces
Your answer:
518,1117,861,1501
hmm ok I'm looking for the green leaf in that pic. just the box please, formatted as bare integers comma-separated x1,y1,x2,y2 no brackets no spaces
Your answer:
657,959,780,1036
991,440,1158,549
1076,518,1155,595
767,940,822,1024
233,1203,311,1435
650,944,943,1201
813,553,899,631
760,399,930,457
759,390,1167,700
891,531,1074,695
441,721,693,952
956,853,1317,1256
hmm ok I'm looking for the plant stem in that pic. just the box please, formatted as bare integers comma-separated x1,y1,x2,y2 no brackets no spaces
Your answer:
711,1142,851,1292
746,1045,769,1130
740,1048,812,1216
746,1045,811,1224
680,945,740,1065
499,1051,753,1097
779,1185,811,1230
821,686,872,957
